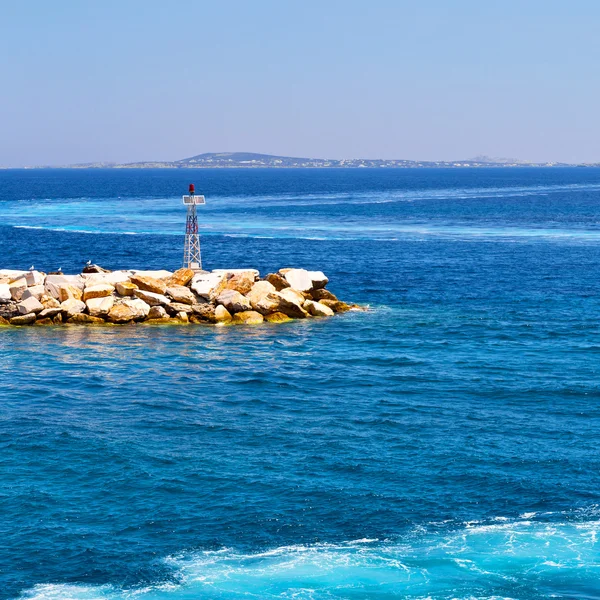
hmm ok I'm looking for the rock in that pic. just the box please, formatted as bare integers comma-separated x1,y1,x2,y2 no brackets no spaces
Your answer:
107,303,137,324
0,269,27,281
191,303,217,322
246,280,276,307
130,270,173,281
304,299,335,317
214,304,232,323
25,270,45,286
38,307,62,319
212,268,260,278
60,298,86,318
308,271,328,289
0,283,11,304
122,298,150,319
175,312,189,323
279,288,306,306
21,285,45,301
130,274,167,295
216,289,252,314
115,281,138,296
223,272,255,295
10,313,36,325
318,299,352,313
265,273,290,291
167,285,196,305
133,289,171,306
311,288,338,302
283,269,314,292
45,275,84,299
265,312,292,323
83,271,132,286
83,284,115,301
0,315,10,326
168,268,195,287
232,310,264,325
279,268,293,275
86,296,114,317
58,284,83,302
82,264,110,273
34,318,54,326
52,313,63,325
165,302,194,316
67,313,105,324
190,272,226,299
9,278,28,301
17,296,44,315
148,305,168,319
40,295,61,309
255,290,308,318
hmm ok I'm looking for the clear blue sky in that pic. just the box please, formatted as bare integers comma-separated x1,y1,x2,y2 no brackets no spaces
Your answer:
2,0,600,166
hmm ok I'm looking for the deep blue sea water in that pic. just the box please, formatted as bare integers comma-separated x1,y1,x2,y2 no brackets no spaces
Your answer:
2,167,600,599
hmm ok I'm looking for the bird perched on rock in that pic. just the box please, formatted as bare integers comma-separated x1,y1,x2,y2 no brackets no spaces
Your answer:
29,265,34,271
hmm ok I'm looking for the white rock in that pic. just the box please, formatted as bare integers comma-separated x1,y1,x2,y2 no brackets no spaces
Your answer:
122,298,150,319
279,287,306,305
133,289,171,306
83,283,115,301
216,289,252,313
18,296,44,314
0,283,11,304
0,269,27,280
130,270,173,281
26,271,45,287
246,280,276,307
212,268,260,278
83,271,132,286
60,298,86,317
166,285,196,305
304,299,334,317
45,275,85,299
86,296,114,317
283,269,313,292
190,272,226,299
9,278,28,301
21,285,45,300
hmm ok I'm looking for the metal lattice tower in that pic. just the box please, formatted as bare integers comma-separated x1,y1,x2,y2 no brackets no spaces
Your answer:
182,184,206,270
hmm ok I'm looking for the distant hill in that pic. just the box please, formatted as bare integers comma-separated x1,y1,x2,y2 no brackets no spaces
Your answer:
23,152,591,169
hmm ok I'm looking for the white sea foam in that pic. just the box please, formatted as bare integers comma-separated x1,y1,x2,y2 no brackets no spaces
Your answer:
17,514,600,599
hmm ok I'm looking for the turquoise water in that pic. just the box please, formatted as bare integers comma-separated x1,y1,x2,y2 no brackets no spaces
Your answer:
2,168,600,599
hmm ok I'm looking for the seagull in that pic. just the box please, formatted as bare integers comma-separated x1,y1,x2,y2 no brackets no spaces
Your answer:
57,267,62,272
86,260,92,266
29,265,34,271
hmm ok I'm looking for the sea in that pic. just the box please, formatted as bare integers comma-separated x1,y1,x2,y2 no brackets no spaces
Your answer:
2,167,600,599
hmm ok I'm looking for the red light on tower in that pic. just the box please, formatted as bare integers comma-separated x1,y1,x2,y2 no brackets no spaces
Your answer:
189,183,195,195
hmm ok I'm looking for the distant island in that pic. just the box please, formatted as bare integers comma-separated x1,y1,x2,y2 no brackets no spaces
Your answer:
18,152,600,169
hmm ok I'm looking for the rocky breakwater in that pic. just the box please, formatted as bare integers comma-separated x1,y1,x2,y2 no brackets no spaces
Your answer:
0,267,361,327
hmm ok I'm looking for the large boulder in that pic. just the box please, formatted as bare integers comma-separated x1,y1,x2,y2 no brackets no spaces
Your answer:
58,284,83,302
265,273,290,291
283,269,313,292
318,299,352,313
312,288,337,302
83,284,115,301
190,272,226,299
148,305,168,320
25,271,45,287
191,303,217,322
214,305,232,323
304,299,334,317
308,271,329,290
38,307,62,319
130,275,167,295
168,268,195,287
213,268,260,278
67,314,105,324
10,313,36,326
130,270,173,281
133,289,171,306
45,275,85,299
0,316,10,326
115,281,138,296
9,278,28,301
165,302,194,316
167,285,196,305
246,280,276,307
107,298,149,323
254,290,307,318
279,288,306,306
265,312,292,323
22,285,46,301
232,310,264,325
86,296,114,317
40,295,60,309
17,296,44,315
0,284,12,304
216,289,252,314
223,272,255,295
60,298,86,318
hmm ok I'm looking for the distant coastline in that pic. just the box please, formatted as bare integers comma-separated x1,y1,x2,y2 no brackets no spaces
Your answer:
7,152,600,170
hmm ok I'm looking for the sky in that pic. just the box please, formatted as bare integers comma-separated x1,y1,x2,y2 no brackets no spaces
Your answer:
1,0,600,166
